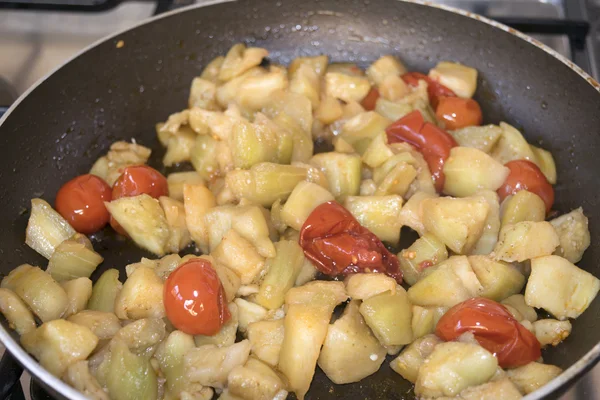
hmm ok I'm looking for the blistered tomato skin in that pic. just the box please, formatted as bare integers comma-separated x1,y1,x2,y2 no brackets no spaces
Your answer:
436,297,541,368
112,165,168,200
435,97,483,130
299,201,402,283
497,160,554,213
110,165,169,234
385,110,458,192
55,174,112,234
401,72,457,109
361,87,380,111
164,259,231,336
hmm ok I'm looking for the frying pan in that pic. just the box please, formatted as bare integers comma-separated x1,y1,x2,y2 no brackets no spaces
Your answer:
1,0,599,398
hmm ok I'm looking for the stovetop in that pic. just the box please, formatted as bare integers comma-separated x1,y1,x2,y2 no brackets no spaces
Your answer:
0,0,599,399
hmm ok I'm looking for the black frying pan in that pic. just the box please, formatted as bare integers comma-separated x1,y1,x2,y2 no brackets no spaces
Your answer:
1,0,600,399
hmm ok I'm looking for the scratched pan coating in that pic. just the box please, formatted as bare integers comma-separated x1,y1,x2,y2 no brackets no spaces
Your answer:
1,0,600,399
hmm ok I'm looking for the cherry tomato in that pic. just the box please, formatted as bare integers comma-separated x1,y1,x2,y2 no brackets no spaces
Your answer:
361,87,380,111
164,259,231,336
436,298,541,368
299,201,402,283
435,96,483,130
112,165,168,200
55,174,112,234
402,72,457,109
497,160,554,213
110,165,168,234
385,110,458,192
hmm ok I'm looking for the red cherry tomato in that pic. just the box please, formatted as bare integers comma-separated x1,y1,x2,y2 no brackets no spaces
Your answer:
361,87,380,111
55,174,112,234
385,110,458,192
497,160,554,213
436,298,541,368
299,201,402,283
402,72,457,109
435,96,483,130
112,165,168,200
110,165,168,234
164,259,231,336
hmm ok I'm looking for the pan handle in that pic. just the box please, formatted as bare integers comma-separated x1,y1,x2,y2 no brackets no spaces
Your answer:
0,352,24,400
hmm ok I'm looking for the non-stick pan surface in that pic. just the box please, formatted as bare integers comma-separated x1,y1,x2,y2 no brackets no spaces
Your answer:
1,0,600,398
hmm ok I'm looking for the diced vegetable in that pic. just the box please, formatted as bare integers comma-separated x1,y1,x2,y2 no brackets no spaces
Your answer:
280,181,335,230
525,255,600,320
449,125,503,153
114,266,165,320
359,288,413,346
163,126,196,166
507,362,562,394
230,118,280,169
500,190,546,228
289,55,328,78
310,152,361,199
375,97,414,121
188,77,218,110
295,257,318,286
344,195,403,245
87,269,122,313
159,196,192,253
227,358,287,400
63,361,109,400
210,259,242,303
236,66,289,112
194,302,238,348
399,233,448,286
1,264,68,322
531,145,557,184
105,194,169,256
469,190,501,255
0,288,36,335
398,191,438,235
458,378,523,400
21,319,98,376
493,221,560,262
414,342,498,398
212,229,266,285
366,55,407,85
112,318,166,356
339,111,391,153
167,172,203,201
26,198,76,260
429,61,478,98
550,207,591,263
491,123,536,165
411,305,435,339
278,281,348,399
263,90,313,135
154,330,196,398
390,334,442,383
255,240,304,309
235,298,267,332
421,195,490,254
183,183,216,254
407,256,482,308
362,132,394,169
226,163,307,206
101,339,158,400
290,63,320,109
468,256,525,302
533,319,571,347
46,240,103,282
247,319,284,367
443,147,510,197
185,340,252,389
374,161,418,197
67,310,121,340
324,72,371,103
62,277,92,317
218,44,268,82
501,294,537,322
102,141,153,186
344,273,397,300
318,300,386,384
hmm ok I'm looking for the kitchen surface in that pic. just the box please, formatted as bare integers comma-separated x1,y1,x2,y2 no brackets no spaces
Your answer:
0,0,599,399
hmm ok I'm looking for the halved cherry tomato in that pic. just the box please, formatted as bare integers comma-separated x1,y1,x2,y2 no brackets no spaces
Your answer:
55,174,112,234
497,160,554,213
110,165,169,234
436,298,541,368
361,87,380,111
435,96,483,130
402,72,456,109
164,258,231,336
385,110,458,192
299,201,402,283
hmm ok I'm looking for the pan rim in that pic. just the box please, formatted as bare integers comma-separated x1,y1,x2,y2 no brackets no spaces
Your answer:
0,0,599,399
